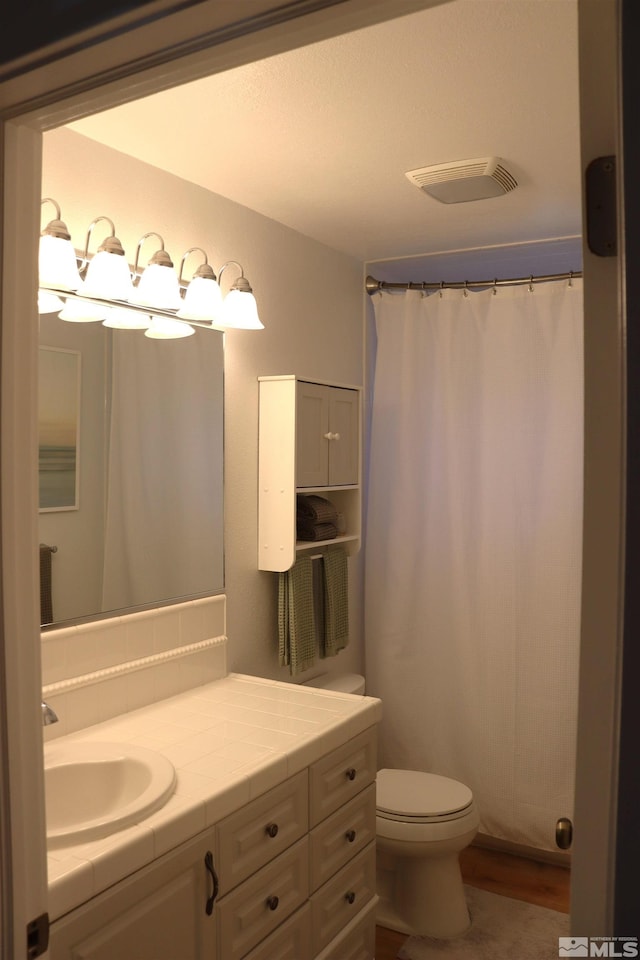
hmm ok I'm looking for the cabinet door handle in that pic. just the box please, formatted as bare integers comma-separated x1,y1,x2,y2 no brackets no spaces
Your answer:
204,851,219,916
345,829,357,843
266,895,280,911
345,891,356,905
346,767,357,781
265,822,279,838
323,432,341,441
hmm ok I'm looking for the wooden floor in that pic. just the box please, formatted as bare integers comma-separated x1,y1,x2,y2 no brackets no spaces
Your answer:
375,844,571,960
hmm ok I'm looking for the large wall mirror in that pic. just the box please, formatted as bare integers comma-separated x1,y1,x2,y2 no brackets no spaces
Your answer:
39,311,224,627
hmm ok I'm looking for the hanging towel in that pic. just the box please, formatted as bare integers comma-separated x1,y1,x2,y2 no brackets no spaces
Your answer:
39,544,53,625
321,546,349,658
278,556,317,675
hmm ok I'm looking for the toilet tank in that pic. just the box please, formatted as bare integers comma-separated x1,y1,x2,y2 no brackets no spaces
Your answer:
303,673,365,695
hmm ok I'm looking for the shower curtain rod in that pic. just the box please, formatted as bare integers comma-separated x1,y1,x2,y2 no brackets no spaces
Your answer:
365,270,582,296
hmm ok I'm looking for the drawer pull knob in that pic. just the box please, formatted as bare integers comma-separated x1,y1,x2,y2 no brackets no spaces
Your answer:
346,768,357,781
265,822,279,838
345,829,357,843
345,891,356,905
204,851,219,917
266,895,280,912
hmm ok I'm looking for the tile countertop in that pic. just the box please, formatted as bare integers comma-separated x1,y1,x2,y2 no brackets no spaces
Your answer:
45,672,382,922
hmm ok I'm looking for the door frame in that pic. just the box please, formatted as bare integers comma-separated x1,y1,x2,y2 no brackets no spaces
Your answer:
0,0,627,952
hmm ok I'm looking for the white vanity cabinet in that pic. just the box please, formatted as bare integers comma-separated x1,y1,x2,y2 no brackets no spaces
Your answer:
258,375,362,572
214,726,377,960
47,829,218,959
47,726,378,960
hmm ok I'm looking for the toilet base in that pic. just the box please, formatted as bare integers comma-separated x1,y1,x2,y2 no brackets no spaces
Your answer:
376,847,471,939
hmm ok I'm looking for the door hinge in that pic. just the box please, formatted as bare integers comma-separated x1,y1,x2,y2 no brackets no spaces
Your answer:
586,155,617,257
26,912,49,959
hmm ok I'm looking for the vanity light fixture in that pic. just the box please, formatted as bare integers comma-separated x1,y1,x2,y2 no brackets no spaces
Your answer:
176,248,224,324
37,197,264,332
39,198,83,291
218,261,264,330
103,307,151,330
38,291,65,314
132,233,182,311
57,298,107,323
77,216,136,302
144,316,195,339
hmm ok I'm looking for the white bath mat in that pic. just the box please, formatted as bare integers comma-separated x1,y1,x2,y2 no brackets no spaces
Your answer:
397,885,569,960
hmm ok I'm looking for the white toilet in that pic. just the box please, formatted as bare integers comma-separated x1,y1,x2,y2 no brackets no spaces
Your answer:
304,672,479,939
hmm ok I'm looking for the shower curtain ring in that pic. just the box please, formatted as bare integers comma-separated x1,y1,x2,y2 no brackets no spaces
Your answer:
568,271,574,288
463,281,469,298
493,278,498,296
529,275,534,293
439,281,444,299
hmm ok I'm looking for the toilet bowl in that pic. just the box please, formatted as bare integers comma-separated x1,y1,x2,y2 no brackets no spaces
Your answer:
376,768,479,937
303,673,479,939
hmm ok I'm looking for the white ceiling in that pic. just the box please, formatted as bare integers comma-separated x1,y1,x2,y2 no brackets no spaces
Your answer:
67,0,582,276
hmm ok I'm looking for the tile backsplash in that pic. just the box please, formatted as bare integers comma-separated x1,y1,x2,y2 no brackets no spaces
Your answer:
41,596,227,740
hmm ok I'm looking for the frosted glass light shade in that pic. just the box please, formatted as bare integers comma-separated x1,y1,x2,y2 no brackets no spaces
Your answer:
78,250,135,301
38,291,65,314
39,235,82,290
58,299,106,323
133,264,182,310
221,289,264,329
103,307,150,330
176,276,224,323
144,317,195,339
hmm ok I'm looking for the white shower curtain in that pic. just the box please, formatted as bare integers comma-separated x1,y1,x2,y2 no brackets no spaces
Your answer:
365,280,583,851
102,330,224,612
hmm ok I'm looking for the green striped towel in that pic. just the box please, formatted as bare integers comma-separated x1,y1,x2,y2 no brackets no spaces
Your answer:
321,546,349,658
278,556,317,676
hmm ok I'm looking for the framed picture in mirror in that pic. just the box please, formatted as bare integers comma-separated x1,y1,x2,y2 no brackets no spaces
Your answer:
38,346,81,512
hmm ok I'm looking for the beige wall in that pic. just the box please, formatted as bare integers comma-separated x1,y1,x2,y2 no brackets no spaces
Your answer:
41,126,365,683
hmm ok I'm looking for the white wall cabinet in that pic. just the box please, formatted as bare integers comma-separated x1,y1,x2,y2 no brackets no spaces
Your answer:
296,380,359,487
258,375,362,571
48,727,377,960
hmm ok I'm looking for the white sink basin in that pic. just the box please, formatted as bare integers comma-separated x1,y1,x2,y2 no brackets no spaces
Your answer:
44,741,176,848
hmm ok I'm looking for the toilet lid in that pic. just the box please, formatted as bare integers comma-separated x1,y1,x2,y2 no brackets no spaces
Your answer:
376,769,473,818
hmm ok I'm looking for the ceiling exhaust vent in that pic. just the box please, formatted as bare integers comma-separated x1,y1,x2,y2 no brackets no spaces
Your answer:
405,157,517,204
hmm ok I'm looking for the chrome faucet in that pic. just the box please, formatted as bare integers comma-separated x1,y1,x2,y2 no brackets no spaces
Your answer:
41,701,58,726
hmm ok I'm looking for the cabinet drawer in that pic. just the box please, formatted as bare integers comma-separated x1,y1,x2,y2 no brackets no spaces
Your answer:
315,896,378,960
310,784,376,890
217,770,308,894
309,728,377,826
311,842,376,953
243,903,312,960
217,837,309,960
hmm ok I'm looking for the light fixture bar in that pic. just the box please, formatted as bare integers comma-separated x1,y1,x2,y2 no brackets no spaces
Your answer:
39,285,221,331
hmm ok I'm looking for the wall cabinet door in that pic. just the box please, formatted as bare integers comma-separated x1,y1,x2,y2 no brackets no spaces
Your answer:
48,834,218,960
296,382,358,487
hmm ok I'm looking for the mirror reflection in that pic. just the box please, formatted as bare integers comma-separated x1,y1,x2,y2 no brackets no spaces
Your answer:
39,312,224,627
